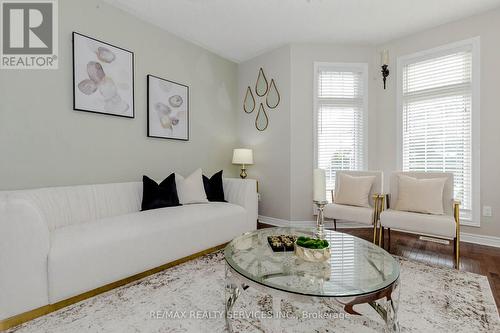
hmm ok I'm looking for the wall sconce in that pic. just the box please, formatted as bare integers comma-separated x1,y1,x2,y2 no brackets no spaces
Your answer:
381,50,390,89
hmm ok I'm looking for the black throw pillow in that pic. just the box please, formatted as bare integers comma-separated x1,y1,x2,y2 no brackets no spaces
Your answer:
141,174,180,211
203,170,226,202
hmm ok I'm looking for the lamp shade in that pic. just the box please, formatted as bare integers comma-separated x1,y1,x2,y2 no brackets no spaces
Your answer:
232,149,253,165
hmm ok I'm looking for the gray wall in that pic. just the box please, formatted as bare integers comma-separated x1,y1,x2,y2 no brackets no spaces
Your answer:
237,46,292,220
0,0,238,190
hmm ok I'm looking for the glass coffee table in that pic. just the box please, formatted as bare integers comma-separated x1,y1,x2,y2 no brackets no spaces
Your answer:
224,227,400,332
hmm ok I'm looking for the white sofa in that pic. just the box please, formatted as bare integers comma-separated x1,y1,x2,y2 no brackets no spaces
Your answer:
0,178,257,321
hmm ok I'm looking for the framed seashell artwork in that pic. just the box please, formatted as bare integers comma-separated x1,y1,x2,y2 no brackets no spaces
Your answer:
72,32,134,118
147,75,189,141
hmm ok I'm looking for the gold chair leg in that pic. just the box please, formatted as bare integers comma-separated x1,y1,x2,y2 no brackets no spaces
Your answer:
372,195,379,244
454,201,460,269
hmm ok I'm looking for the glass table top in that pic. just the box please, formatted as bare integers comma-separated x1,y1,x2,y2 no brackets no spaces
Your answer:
224,227,400,298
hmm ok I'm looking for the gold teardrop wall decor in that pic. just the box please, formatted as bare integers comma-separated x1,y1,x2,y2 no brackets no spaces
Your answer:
266,79,280,109
243,86,255,113
255,103,269,131
255,67,268,97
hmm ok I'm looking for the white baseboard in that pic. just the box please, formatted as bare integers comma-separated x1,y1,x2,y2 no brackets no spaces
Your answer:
258,215,500,248
258,215,373,229
460,232,500,248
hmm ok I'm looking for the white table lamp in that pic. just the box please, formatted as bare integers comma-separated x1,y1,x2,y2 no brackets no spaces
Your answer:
232,149,253,179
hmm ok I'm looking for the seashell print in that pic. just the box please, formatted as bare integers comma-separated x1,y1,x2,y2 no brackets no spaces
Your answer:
78,79,97,95
96,47,116,63
104,95,129,114
98,77,118,100
159,115,173,129
87,61,105,83
155,102,172,115
168,95,183,108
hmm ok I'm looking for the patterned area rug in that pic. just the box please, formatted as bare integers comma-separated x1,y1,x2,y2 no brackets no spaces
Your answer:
8,251,500,333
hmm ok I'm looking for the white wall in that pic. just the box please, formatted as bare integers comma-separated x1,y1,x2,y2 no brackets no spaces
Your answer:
237,46,292,220
376,8,500,237
0,0,238,190
289,43,378,221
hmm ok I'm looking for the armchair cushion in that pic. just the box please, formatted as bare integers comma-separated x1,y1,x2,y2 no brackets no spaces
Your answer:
380,209,456,239
324,203,374,225
334,174,375,208
395,175,447,215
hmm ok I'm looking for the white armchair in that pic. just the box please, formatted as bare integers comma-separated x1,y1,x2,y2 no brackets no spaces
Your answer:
324,170,384,243
379,172,461,268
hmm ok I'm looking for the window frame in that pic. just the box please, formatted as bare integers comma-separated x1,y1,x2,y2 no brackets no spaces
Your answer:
396,37,481,227
313,62,369,200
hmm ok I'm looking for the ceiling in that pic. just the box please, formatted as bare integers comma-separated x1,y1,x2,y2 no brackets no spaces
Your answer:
104,0,500,63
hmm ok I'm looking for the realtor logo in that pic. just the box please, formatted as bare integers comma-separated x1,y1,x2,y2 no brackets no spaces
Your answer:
1,0,58,69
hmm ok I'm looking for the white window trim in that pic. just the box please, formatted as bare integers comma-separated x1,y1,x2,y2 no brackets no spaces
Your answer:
396,37,481,227
313,62,369,171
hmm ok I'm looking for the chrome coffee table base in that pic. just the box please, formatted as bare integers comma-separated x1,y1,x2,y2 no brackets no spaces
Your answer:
225,263,400,333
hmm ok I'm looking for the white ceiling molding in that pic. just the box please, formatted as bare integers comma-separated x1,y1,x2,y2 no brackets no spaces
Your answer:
104,0,500,62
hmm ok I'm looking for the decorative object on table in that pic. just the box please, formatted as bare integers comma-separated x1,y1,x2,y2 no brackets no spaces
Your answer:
381,49,390,89
255,67,268,96
141,174,180,211
73,32,134,118
267,235,298,252
266,79,280,109
294,236,330,262
232,148,253,179
313,168,328,238
202,170,226,202
255,103,269,131
243,86,255,113
147,74,189,140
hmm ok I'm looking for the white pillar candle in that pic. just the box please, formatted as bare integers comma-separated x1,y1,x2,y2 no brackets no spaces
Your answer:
313,168,326,202
381,49,389,66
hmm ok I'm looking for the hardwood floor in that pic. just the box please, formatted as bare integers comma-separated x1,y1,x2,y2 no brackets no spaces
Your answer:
257,222,500,313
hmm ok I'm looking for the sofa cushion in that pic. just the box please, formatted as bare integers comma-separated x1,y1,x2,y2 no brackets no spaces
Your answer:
48,202,247,303
324,203,374,225
203,170,226,202
380,209,456,239
141,174,180,211
175,169,209,204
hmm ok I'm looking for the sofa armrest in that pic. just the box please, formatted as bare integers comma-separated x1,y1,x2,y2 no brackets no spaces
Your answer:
0,198,50,320
223,178,258,231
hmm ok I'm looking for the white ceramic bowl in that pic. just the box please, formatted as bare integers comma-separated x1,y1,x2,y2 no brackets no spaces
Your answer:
294,242,331,262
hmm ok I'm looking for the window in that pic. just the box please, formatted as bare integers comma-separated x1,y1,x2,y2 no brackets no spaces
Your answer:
397,38,480,225
314,63,368,202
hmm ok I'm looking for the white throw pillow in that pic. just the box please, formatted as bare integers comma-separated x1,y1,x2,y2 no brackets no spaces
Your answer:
395,175,447,215
175,169,209,205
334,174,375,208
